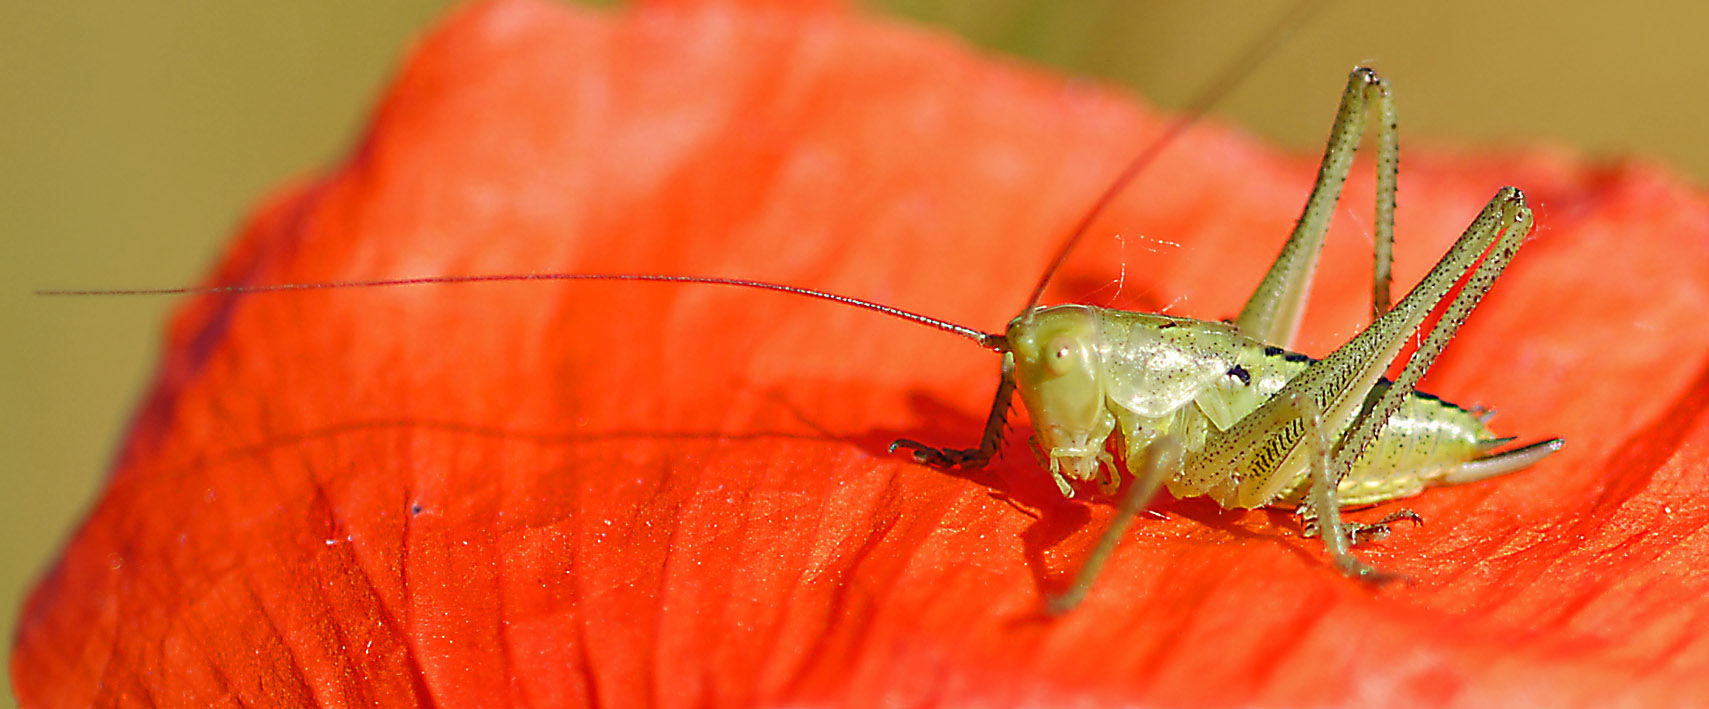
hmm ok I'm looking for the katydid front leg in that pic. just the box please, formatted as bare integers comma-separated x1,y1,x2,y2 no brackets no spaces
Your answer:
891,352,1017,470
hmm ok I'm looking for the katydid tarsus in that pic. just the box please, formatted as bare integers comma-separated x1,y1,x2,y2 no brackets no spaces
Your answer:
40,58,1563,611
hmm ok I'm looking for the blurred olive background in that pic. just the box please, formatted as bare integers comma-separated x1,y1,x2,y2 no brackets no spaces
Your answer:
5,1,1705,700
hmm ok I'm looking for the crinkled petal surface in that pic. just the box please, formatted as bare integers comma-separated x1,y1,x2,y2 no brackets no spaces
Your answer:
15,0,1709,706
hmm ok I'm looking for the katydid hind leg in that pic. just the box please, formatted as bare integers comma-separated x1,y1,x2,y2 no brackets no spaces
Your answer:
1310,188,1537,577
1235,67,1399,347
1184,188,1536,578
1325,189,1536,490
891,352,1017,470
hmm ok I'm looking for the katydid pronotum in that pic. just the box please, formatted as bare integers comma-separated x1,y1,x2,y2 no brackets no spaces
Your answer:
42,67,1562,614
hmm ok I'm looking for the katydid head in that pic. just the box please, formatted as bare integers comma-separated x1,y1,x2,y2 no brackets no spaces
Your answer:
987,0,1323,496
1007,305,1117,495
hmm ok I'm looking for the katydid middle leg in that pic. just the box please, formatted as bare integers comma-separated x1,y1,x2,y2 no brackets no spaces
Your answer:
1046,434,1183,615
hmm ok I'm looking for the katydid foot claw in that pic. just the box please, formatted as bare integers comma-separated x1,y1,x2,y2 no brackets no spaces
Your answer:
889,439,991,470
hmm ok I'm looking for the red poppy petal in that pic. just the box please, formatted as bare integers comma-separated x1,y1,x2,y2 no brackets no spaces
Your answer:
16,0,1709,705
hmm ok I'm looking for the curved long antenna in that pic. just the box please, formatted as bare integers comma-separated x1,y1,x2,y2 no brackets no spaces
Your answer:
38,273,1007,350
1018,0,1326,321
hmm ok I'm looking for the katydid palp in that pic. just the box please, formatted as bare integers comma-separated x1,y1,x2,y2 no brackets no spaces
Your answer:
40,66,1561,614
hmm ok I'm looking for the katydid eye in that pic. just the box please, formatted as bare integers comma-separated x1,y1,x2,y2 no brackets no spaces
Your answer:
1044,336,1079,376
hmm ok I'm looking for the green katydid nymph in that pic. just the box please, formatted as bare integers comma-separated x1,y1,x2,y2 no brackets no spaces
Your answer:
895,67,1562,612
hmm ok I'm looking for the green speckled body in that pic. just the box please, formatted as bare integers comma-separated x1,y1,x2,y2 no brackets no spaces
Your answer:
1014,305,1503,511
